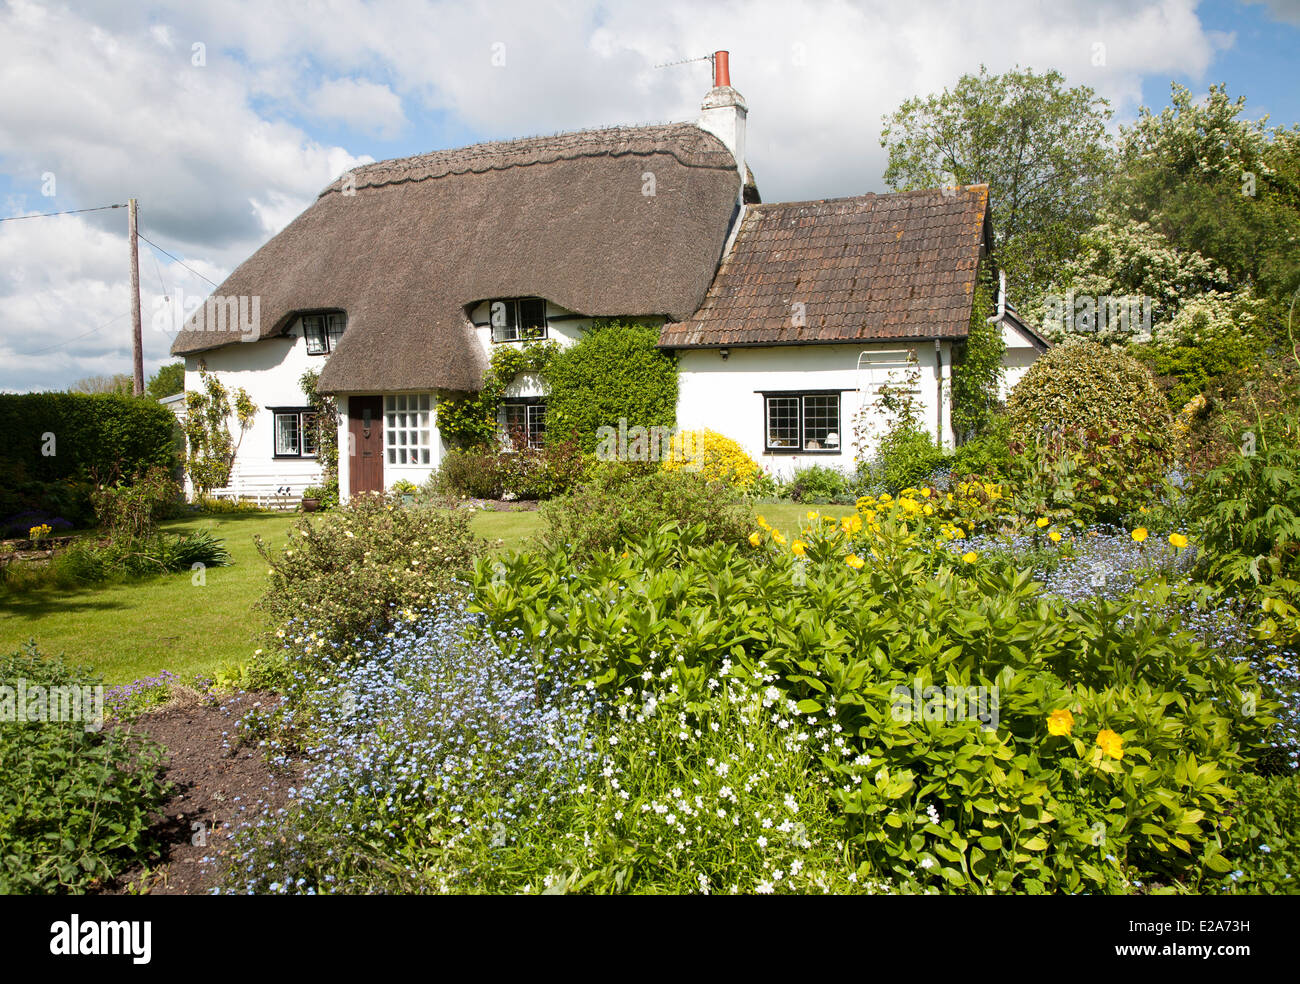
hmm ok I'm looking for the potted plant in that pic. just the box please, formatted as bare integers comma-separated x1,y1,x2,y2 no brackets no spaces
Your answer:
392,479,418,505
301,486,323,512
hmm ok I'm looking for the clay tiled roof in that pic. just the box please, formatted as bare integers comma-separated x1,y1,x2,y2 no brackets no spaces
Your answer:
660,184,991,348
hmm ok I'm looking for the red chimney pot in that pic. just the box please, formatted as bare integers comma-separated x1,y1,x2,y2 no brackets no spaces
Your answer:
713,50,730,88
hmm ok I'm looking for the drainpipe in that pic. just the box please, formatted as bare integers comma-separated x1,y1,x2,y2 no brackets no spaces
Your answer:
986,269,1006,324
934,338,944,447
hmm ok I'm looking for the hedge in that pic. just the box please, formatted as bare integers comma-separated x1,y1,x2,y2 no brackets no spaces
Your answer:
0,393,178,483
544,319,678,453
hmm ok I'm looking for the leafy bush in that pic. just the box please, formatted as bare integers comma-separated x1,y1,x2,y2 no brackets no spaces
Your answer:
433,440,587,500
1211,772,1300,893
90,466,183,539
255,494,484,670
0,645,170,893
870,425,948,493
1007,340,1172,444
536,465,750,557
783,464,852,503
544,320,678,453
661,429,761,491
950,418,1013,480
474,521,1274,892
0,392,178,484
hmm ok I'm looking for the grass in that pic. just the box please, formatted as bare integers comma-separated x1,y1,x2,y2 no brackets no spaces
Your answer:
0,500,852,686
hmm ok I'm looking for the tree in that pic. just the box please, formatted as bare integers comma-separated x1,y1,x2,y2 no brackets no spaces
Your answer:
71,373,134,396
881,66,1113,303
1108,83,1300,316
146,362,185,400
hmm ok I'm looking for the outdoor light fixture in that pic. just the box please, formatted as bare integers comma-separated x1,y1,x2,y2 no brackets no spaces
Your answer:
720,347,729,360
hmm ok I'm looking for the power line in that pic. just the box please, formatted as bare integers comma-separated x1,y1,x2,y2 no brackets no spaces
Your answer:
25,312,130,356
135,230,220,289
0,203,127,222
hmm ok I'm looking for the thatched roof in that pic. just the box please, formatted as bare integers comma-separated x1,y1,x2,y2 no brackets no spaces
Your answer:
171,123,743,393
659,185,991,348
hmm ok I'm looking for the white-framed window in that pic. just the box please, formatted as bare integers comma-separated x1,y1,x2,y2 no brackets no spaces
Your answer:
385,394,431,465
763,392,841,453
272,408,318,458
303,312,347,355
502,399,546,449
489,297,547,343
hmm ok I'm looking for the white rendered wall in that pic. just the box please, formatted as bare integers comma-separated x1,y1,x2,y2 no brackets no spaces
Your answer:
999,319,1043,400
674,341,954,480
182,318,329,498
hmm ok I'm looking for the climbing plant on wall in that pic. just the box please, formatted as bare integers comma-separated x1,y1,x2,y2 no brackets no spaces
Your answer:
950,265,1005,443
435,341,558,449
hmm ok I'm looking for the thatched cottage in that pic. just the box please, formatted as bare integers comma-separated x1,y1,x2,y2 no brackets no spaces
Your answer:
171,51,1046,502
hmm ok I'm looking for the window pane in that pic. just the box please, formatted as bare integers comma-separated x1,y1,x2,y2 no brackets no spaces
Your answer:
301,413,318,456
803,395,840,450
490,299,517,342
518,298,547,339
385,396,394,412
766,397,800,449
275,413,299,455
326,313,345,350
527,403,547,448
303,315,327,355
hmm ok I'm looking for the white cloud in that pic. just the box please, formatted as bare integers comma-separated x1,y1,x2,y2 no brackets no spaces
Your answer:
0,0,1240,391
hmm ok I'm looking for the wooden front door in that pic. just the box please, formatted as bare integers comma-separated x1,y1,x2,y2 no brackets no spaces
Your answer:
349,395,384,496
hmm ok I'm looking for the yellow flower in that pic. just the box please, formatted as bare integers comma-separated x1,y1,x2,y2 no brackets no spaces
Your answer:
962,551,978,564
921,488,932,498
1131,527,1148,543
620,550,630,559
923,504,933,516
952,528,966,539
757,515,769,529
845,554,865,570
806,510,819,521
1096,728,1124,760
1049,530,1062,543
1169,533,1188,550
1036,517,1050,529
748,531,762,547
772,531,787,546
1047,708,1074,736
791,540,806,556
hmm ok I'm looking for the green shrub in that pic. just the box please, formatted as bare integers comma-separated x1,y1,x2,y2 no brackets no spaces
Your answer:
536,465,750,557
872,425,948,492
544,320,678,453
255,494,485,670
950,418,1013,480
0,392,178,484
433,440,587,500
1007,340,1172,443
0,645,170,893
473,523,1273,893
1210,772,1300,893
90,466,183,540
784,464,852,503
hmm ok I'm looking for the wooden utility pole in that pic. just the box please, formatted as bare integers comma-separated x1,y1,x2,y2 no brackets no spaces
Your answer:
128,197,144,396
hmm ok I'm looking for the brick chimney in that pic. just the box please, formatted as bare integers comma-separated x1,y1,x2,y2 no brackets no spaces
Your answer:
697,50,747,204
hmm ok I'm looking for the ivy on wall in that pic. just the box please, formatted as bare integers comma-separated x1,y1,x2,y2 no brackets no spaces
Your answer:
951,265,1006,443
435,341,558,449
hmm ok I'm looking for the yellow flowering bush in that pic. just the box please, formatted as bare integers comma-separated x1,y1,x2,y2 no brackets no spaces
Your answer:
662,429,761,491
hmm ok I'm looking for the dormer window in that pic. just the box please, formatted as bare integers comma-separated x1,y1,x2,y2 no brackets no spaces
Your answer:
303,312,346,355
489,297,547,343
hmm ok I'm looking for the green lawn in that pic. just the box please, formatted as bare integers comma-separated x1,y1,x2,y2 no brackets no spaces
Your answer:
0,501,848,686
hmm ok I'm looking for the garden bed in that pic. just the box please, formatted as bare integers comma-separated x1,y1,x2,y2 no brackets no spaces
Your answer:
101,691,297,896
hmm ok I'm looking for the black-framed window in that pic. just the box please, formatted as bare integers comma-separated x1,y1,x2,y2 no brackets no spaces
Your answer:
272,407,318,458
502,398,546,449
763,392,842,454
489,297,548,343
303,312,346,355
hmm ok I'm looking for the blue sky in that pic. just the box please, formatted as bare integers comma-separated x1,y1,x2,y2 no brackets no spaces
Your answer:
1,0,1297,393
